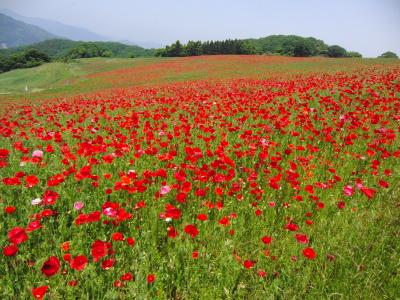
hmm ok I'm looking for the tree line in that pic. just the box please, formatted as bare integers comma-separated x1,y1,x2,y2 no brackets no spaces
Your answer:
156,38,367,58
155,39,256,57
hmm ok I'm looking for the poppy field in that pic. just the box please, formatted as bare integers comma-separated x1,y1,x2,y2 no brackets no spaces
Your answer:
1,56,400,299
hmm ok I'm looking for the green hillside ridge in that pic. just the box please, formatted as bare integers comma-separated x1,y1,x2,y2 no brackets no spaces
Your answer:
0,39,155,58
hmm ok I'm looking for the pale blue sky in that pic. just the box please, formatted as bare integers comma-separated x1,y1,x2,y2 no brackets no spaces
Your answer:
1,0,399,57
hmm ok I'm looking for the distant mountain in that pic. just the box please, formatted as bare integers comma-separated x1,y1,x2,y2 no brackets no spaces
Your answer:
0,39,155,58
0,8,110,42
0,9,162,49
0,13,56,48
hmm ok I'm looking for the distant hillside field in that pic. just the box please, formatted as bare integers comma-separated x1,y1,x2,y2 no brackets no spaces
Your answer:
0,13,56,48
1,55,399,103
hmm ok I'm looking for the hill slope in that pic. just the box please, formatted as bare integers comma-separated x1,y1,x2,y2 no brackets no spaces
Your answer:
0,13,56,48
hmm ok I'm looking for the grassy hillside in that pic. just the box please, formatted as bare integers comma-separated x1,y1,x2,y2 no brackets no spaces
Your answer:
0,13,55,48
0,58,162,99
0,39,155,58
0,61,85,94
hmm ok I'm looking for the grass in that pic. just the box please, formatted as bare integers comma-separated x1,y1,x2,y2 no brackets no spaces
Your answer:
0,61,84,94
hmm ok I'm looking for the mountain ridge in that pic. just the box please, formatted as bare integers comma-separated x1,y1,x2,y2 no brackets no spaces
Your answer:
0,13,56,48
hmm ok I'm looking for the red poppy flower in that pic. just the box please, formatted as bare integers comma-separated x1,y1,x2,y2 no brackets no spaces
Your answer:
25,175,39,188
261,236,272,244
113,280,124,288
91,240,109,262
26,220,42,232
184,224,199,238
378,180,389,188
3,244,18,257
126,237,135,246
42,190,59,205
284,222,299,231
302,247,317,260
31,285,49,299
337,201,345,209
192,250,199,259
257,270,267,277
112,232,124,241
41,256,60,277
243,260,255,269
121,272,134,281
167,226,179,238
0,148,9,159
63,253,72,262
160,203,182,220
61,241,70,252
4,206,16,214
197,214,208,221
101,259,115,270
360,187,376,199
8,227,28,244
70,255,88,271
295,233,309,244
218,216,230,226
147,274,156,283
68,280,78,286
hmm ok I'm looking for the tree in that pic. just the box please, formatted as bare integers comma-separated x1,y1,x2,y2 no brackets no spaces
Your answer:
154,48,166,57
0,48,50,73
185,41,202,56
378,51,398,58
12,48,50,68
0,55,12,73
166,40,185,57
346,51,362,58
64,43,113,59
327,45,347,57
293,40,313,57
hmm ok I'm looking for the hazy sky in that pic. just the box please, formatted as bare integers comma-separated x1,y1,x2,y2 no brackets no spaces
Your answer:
1,0,399,57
